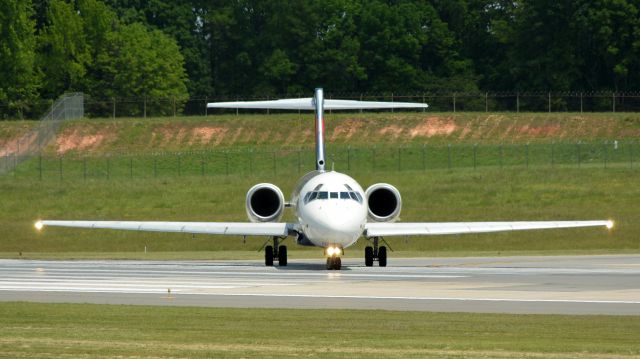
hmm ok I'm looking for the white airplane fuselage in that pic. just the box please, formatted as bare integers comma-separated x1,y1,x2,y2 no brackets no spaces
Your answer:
292,171,368,249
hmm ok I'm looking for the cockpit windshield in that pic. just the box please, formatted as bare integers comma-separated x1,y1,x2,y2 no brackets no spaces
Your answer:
304,190,363,204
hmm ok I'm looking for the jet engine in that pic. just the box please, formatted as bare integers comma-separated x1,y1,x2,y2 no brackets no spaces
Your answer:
246,183,285,223
365,183,402,222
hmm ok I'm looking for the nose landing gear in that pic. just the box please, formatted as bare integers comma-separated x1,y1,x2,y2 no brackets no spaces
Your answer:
325,246,343,270
364,236,388,267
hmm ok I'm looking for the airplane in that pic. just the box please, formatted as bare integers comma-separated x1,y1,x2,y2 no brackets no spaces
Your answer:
35,88,614,270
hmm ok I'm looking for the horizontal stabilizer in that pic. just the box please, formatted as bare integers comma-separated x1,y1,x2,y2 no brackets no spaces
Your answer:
207,98,428,110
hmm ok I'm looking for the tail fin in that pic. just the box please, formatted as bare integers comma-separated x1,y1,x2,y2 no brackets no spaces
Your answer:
207,89,429,171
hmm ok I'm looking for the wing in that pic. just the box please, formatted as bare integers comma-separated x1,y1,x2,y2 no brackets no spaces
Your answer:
207,98,428,110
36,220,293,237
364,220,613,237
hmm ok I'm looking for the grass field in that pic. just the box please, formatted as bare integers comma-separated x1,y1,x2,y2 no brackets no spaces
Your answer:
0,302,638,358
1,112,639,258
1,167,637,258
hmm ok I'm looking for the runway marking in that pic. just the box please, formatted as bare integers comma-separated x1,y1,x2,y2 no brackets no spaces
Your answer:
1,288,639,305
184,293,640,305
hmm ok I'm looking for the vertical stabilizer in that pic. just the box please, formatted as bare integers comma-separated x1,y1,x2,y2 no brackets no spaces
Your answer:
313,88,326,171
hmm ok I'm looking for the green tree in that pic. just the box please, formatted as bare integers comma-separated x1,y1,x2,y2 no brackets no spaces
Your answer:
37,0,91,98
97,22,188,112
0,0,40,117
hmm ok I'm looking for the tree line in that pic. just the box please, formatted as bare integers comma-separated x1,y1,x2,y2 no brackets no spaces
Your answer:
2,0,640,117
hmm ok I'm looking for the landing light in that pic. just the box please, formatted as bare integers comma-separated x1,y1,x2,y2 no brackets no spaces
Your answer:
606,220,614,230
326,246,341,256
35,221,43,231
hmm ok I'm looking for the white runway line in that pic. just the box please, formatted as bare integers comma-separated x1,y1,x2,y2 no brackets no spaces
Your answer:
182,293,640,305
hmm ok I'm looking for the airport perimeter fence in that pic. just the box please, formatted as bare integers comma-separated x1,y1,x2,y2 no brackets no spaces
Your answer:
4,91,640,120
0,93,83,175
3,141,638,181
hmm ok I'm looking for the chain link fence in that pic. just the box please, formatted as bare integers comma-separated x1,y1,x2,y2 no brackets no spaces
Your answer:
0,93,83,175
3,91,640,120
3,141,637,181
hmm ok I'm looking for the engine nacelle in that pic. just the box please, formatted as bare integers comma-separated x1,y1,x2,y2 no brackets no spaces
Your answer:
365,183,402,222
246,183,285,223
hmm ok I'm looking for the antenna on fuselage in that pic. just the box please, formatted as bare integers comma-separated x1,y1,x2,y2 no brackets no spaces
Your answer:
206,89,429,173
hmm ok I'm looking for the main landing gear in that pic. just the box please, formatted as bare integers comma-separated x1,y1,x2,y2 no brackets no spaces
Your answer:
364,237,387,267
264,236,287,267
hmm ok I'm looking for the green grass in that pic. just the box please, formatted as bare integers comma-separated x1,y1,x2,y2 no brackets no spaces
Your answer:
1,167,637,256
0,302,638,358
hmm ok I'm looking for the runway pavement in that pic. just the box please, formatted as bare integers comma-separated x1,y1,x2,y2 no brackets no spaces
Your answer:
1,255,639,315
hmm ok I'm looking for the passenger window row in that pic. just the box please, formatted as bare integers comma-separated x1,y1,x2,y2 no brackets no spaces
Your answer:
304,191,363,204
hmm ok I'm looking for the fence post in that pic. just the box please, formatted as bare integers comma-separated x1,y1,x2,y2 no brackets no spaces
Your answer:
453,92,456,112
548,92,551,112
205,97,208,116
612,92,616,112
422,144,426,171
143,96,147,118
172,97,176,117
391,93,394,113
516,93,520,113
485,92,488,112
580,92,583,113
225,151,229,176
112,97,116,119
473,144,477,170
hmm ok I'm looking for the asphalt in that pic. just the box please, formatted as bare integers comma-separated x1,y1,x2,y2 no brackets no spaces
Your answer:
1,255,639,315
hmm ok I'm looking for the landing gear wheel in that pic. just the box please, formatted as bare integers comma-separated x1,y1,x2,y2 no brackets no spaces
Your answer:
365,246,373,267
378,246,387,267
326,256,342,270
278,245,287,266
265,245,274,266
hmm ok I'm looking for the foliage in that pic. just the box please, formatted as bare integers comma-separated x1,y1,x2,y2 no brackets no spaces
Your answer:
3,0,640,109
0,0,40,117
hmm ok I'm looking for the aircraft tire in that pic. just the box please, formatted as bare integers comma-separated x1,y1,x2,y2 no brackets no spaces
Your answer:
278,245,287,266
334,257,341,270
326,257,333,270
365,247,374,267
265,245,274,266
378,246,387,267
